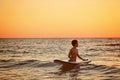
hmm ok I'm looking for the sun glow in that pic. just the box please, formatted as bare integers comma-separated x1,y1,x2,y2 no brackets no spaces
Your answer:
0,0,120,38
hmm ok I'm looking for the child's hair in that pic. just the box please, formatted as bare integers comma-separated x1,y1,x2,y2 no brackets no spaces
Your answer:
71,40,78,46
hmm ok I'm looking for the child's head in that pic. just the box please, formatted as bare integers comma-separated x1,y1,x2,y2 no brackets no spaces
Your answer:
71,40,78,47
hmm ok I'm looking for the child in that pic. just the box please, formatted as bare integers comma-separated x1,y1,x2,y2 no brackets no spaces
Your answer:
68,40,88,62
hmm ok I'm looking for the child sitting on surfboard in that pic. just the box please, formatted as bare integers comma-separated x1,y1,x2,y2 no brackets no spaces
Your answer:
68,40,88,62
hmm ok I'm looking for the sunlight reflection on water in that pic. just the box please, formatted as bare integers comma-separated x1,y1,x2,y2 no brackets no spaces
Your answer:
0,38,120,80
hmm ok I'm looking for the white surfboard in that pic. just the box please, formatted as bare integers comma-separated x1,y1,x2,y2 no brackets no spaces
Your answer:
54,59,91,66
54,59,91,73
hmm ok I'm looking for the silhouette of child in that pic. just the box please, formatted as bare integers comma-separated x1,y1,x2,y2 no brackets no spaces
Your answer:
68,40,88,62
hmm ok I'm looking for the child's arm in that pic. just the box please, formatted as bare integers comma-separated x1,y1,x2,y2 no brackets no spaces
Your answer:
77,54,87,61
68,49,71,58
76,49,87,61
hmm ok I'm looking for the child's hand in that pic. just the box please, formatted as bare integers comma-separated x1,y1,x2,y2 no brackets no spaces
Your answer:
83,59,88,61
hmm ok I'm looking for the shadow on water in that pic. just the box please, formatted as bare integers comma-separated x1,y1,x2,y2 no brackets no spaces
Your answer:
54,63,81,80
52,63,120,80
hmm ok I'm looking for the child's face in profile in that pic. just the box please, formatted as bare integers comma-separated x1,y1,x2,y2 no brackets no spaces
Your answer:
75,43,78,47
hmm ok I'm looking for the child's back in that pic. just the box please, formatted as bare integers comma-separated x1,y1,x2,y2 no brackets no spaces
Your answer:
68,48,78,62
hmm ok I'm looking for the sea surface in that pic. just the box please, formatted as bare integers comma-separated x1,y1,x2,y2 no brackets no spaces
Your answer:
0,38,120,80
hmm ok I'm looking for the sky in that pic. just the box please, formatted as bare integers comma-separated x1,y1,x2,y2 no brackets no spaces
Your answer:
0,0,120,38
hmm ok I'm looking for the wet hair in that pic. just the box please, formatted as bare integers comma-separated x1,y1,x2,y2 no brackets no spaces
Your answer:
71,40,78,46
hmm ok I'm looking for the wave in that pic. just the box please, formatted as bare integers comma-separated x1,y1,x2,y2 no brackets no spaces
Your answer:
1,59,120,80
104,44,120,46
48,63,120,80
0,49,30,54
0,49,17,53
87,48,120,52
97,43,120,46
0,59,15,62
0,59,57,68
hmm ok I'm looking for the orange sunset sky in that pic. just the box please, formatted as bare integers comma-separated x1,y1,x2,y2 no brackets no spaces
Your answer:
0,0,120,38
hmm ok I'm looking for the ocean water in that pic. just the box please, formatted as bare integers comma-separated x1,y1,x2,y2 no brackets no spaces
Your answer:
0,38,120,80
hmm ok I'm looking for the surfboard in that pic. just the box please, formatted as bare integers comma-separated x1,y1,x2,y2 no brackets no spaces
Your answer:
54,59,91,66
